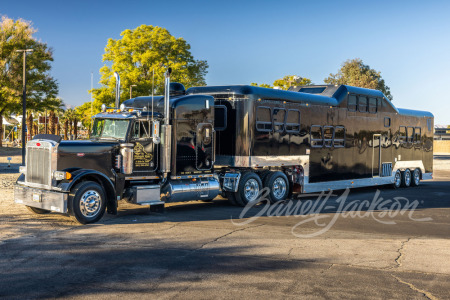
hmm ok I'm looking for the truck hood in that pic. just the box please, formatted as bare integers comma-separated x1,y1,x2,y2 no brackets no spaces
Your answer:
57,140,118,174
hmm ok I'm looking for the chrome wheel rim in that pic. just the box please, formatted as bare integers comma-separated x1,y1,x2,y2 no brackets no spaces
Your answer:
80,190,101,217
414,170,420,185
244,179,260,202
272,177,287,200
405,170,411,186
395,171,401,187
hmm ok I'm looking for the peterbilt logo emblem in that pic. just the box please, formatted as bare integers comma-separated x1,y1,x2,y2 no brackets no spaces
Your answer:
77,153,85,157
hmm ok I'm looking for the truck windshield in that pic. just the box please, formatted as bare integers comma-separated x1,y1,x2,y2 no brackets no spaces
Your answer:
91,119,129,140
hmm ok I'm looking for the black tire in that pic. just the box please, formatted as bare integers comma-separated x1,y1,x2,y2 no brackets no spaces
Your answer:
411,168,421,187
226,192,239,206
258,170,271,183
26,206,50,214
235,172,263,206
69,181,106,224
264,171,290,203
393,170,402,189
401,169,412,188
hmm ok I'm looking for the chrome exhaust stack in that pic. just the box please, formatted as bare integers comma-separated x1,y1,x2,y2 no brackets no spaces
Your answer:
114,71,120,108
161,68,172,178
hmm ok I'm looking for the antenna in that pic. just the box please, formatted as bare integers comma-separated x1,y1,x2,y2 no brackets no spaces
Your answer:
90,72,93,117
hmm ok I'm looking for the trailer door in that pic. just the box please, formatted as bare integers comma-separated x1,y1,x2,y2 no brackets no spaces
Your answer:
196,123,214,170
372,134,381,177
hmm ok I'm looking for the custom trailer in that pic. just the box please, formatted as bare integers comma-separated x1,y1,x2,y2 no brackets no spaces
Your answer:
15,70,433,223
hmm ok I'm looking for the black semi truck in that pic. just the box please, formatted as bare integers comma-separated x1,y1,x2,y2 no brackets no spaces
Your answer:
15,70,434,224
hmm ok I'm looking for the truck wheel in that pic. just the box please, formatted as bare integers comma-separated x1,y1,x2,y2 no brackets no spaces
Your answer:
235,172,262,206
26,206,50,214
393,170,402,189
401,169,412,187
69,181,106,224
264,171,289,203
411,168,421,187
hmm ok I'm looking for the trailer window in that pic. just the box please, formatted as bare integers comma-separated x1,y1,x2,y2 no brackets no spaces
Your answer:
348,95,357,112
286,109,300,133
358,96,368,112
414,127,421,144
324,126,334,147
427,119,432,131
334,126,345,147
399,126,407,143
214,105,227,131
407,127,414,142
256,106,272,132
368,98,377,114
310,125,323,147
384,117,391,127
273,108,286,132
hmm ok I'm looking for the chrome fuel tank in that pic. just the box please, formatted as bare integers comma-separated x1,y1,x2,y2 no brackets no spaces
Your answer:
161,178,220,203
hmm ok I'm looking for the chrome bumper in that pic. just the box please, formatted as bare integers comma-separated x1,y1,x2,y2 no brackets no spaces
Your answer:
14,184,68,213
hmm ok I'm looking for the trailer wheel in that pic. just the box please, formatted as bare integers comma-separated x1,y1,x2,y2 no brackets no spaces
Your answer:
264,171,289,203
235,172,263,206
393,170,402,189
26,206,50,214
69,181,106,224
401,169,412,187
411,168,421,187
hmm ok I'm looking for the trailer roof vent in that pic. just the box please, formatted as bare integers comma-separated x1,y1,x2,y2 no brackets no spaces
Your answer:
169,82,186,96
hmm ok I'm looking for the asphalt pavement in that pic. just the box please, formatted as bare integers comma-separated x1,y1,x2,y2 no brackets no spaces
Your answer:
0,158,449,299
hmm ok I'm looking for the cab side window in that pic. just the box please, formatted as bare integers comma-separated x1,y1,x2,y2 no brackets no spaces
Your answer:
133,121,151,139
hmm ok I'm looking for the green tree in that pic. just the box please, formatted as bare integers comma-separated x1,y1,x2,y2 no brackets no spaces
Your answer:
324,58,393,100
251,75,312,90
250,82,273,89
91,25,208,108
0,16,59,146
273,75,312,90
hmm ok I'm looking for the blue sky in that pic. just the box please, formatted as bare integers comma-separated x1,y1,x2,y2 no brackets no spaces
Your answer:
2,0,450,124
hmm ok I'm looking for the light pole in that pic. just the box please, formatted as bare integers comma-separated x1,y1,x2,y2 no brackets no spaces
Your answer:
130,84,137,99
16,49,33,165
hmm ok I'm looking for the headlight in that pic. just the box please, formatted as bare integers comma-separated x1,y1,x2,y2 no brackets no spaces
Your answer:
19,166,26,174
53,171,72,180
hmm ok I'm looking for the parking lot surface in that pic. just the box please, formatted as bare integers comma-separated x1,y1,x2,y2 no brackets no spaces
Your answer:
0,154,449,299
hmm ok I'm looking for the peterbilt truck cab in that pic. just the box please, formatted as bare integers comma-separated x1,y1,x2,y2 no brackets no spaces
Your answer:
15,75,220,224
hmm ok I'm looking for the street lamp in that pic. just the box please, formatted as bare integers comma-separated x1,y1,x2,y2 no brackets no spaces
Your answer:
15,49,33,165
130,84,137,99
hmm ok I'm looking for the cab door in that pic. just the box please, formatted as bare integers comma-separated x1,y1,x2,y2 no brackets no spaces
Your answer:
131,120,158,174
196,123,213,170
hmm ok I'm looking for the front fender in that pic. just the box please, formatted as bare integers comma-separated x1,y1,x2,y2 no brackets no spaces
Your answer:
58,169,117,215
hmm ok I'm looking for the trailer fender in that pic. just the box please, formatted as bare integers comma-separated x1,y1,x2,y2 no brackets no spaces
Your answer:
59,169,117,215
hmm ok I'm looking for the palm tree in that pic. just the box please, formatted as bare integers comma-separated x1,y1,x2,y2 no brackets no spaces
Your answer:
62,108,76,140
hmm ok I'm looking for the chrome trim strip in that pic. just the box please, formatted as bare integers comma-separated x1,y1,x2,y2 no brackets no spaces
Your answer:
170,174,214,180
303,176,395,194
125,176,160,180
215,155,310,168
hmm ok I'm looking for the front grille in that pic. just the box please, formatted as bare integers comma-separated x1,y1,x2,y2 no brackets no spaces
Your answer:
381,163,392,177
26,143,52,186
